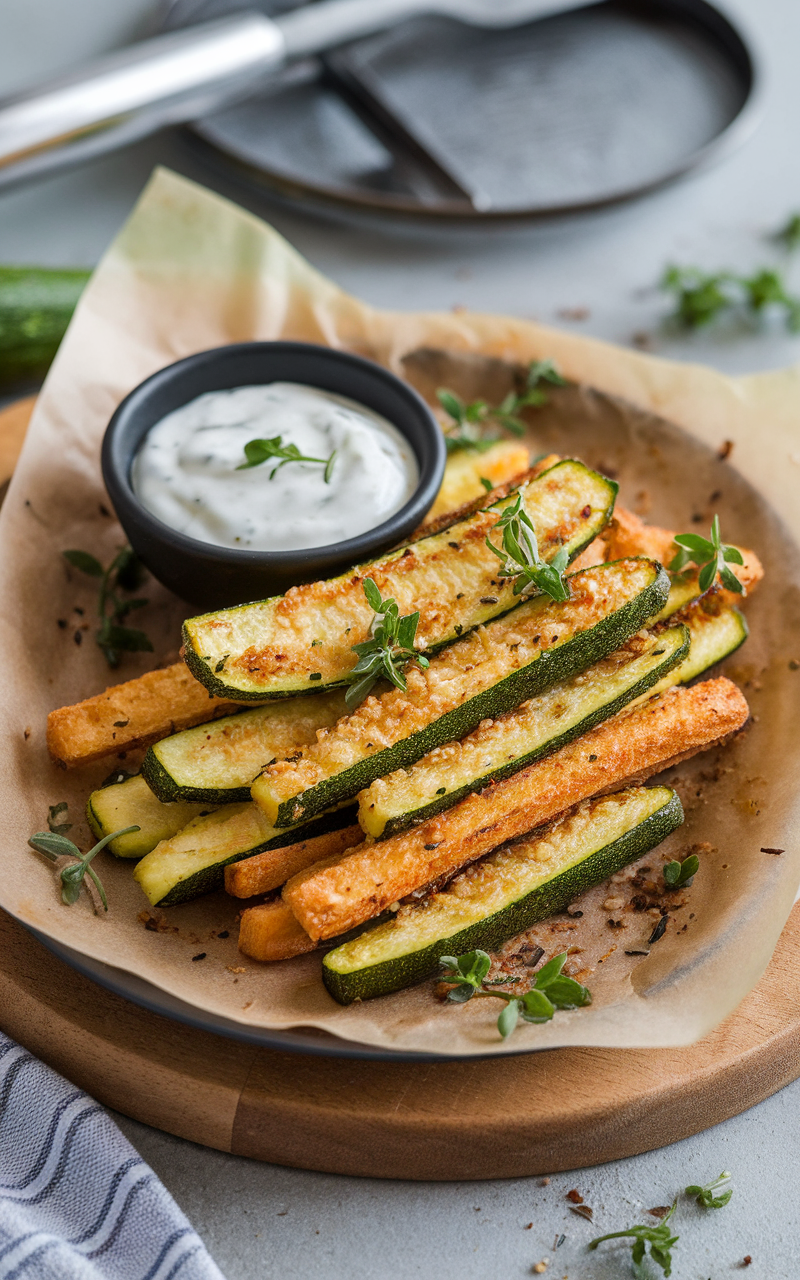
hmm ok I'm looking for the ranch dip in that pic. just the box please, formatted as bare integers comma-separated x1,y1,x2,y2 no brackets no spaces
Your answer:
132,382,418,552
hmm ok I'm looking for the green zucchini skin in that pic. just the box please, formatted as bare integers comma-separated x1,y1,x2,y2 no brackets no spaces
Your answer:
375,623,688,839
140,691,348,805
182,460,618,702
322,790,684,1004
0,266,89,389
154,805,358,907
268,559,670,829
86,774,209,860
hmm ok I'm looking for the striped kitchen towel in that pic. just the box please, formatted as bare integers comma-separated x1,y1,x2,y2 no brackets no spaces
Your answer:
0,1034,226,1280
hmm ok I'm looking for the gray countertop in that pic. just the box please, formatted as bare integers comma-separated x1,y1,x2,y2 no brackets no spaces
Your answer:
2,0,799,1274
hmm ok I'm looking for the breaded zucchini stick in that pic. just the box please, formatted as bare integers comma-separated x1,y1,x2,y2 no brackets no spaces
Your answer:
282,677,748,943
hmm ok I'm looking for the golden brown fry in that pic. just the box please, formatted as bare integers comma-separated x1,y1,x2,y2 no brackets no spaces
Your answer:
47,663,239,767
238,899,317,962
283,677,749,942
224,824,363,898
414,454,559,538
571,507,764,604
423,441,533,526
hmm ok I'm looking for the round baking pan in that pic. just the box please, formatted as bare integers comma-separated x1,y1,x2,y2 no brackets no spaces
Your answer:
164,0,759,223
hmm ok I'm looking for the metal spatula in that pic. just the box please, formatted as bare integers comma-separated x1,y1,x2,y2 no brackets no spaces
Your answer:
0,0,600,192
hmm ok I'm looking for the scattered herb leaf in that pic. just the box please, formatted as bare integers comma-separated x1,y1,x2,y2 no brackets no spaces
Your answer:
345,578,429,710
589,1201,678,1278
648,916,668,946
668,515,745,595
661,264,800,333
485,492,570,602
439,949,591,1039
63,546,152,668
685,1171,732,1209
47,801,72,835
28,824,140,911
663,854,700,888
479,476,494,492
437,359,564,452
237,435,336,483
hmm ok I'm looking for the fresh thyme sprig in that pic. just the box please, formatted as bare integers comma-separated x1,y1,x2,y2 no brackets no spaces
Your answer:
588,1202,679,1278
63,546,152,668
661,265,800,332
668,515,745,594
663,853,699,888
485,492,570,602
28,825,139,912
345,578,430,710
237,435,336,483
439,950,591,1040
437,359,565,453
685,1170,732,1209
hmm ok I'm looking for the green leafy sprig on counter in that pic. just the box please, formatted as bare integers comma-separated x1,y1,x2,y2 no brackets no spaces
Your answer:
661,264,800,333
436,359,565,453
668,515,744,595
345,578,430,710
63,546,152,668
685,1170,733,1209
28,824,140,912
663,853,699,889
237,435,336,483
589,1202,679,1278
773,212,800,254
587,1171,732,1277
439,950,591,1040
486,492,570,602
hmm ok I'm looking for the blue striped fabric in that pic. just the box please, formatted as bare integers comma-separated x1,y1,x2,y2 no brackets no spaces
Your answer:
0,1035,226,1280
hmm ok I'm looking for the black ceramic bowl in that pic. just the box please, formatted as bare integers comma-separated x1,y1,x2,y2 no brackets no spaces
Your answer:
102,341,446,610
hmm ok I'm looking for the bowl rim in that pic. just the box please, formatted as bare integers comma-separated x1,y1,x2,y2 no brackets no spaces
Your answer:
101,340,446,571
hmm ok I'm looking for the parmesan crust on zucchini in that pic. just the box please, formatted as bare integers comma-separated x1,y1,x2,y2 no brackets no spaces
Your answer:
252,558,669,829
182,459,618,701
282,677,749,942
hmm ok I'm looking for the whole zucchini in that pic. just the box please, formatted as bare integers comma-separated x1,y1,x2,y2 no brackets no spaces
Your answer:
0,265,89,389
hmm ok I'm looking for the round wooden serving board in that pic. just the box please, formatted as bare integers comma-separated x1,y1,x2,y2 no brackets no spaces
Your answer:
2,396,800,1180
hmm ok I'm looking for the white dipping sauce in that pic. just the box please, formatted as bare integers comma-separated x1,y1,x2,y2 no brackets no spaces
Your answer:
132,382,418,552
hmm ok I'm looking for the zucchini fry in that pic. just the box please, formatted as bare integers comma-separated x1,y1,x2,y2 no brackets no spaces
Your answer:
225,824,362,898
47,663,239,767
182,459,617,701
323,786,684,1003
252,558,669,829
238,900,318,962
283,677,749,942
424,440,532,524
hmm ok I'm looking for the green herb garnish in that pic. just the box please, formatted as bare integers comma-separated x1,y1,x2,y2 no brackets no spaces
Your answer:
661,265,800,332
439,950,591,1040
345,578,430,710
47,801,72,835
237,435,336,482
588,1201,679,1278
437,359,564,453
668,515,744,594
685,1170,732,1209
663,854,700,888
28,825,139,912
63,546,152,668
485,492,570,602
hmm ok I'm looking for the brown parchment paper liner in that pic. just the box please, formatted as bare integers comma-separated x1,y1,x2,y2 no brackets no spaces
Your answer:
1,166,799,1058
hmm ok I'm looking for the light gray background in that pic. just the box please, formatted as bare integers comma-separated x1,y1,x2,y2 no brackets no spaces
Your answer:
2,0,799,1274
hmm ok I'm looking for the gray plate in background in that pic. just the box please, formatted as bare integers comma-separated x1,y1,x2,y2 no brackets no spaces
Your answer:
165,0,758,221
